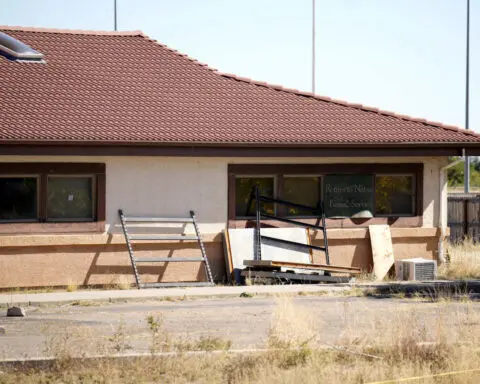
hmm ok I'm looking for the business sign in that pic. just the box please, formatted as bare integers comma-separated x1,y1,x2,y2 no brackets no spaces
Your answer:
324,174,374,218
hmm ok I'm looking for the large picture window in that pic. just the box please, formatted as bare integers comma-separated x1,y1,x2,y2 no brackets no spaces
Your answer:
0,163,105,227
47,176,94,221
0,177,38,221
230,164,422,221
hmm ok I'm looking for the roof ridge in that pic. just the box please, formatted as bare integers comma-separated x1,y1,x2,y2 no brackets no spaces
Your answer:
0,25,142,36
137,32,480,140
137,32,222,74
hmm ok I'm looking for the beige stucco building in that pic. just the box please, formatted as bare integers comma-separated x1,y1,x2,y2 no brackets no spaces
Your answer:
1,27,479,288
0,155,458,288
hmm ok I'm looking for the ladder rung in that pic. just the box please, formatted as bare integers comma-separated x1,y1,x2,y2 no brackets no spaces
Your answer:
134,257,205,263
139,282,214,288
124,216,194,223
129,235,199,241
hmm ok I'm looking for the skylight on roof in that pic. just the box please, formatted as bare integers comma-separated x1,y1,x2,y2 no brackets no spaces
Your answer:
0,32,44,62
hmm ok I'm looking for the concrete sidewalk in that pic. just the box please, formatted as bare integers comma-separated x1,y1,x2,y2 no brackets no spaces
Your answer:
0,284,349,306
1,280,478,307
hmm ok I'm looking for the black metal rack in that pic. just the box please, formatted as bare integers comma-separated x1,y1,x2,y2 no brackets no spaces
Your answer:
245,187,330,264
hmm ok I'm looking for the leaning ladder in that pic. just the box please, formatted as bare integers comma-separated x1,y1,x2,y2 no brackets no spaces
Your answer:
118,209,214,289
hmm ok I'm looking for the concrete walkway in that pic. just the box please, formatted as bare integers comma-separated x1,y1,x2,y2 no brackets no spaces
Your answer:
1,280,478,307
0,284,349,306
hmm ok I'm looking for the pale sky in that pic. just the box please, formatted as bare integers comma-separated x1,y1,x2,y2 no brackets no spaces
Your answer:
2,0,479,132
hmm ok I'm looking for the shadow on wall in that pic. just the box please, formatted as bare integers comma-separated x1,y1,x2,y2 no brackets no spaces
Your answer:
0,240,225,288
83,242,207,286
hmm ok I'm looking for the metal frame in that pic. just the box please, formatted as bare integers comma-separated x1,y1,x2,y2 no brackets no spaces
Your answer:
241,270,352,284
246,187,330,265
118,209,214,289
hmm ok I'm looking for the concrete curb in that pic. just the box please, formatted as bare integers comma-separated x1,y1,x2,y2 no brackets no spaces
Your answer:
360,280,480,295
0,280,478,307
0,349,273,368
0,284,350,307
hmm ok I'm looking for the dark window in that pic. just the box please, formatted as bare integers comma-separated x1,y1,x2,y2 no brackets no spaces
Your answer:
0,163,105,227
235,177,274,217
0,177,37,221
375,175,415,215
47,177,94,221
283,176,321,216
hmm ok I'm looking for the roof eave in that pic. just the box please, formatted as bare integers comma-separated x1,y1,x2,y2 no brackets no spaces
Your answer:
0,141,476,157
0,140,480,148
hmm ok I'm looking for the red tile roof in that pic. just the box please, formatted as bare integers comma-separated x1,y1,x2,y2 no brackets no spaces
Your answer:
1,25,479,146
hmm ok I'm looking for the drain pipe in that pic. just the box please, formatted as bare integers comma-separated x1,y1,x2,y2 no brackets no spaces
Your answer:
438,153,464,263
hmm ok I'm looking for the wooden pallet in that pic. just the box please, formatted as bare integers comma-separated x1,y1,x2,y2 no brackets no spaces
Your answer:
243,260,361,275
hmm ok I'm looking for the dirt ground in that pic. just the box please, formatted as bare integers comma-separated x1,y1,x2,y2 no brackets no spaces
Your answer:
1,295,479,360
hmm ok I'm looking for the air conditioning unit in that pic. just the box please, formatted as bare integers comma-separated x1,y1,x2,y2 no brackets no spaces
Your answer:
395,258,437,281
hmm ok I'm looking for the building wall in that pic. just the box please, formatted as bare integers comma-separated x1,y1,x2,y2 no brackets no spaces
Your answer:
0,155,448,288
0,155,447,230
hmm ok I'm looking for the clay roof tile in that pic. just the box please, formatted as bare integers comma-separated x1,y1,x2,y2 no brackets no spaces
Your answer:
1,26,479,145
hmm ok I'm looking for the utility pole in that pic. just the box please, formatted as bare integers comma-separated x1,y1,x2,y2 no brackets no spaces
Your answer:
312,0,316,94
114,0,118,31
464,0,470,193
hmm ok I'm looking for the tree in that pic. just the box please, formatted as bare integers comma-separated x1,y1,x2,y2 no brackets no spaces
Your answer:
447,156,480,189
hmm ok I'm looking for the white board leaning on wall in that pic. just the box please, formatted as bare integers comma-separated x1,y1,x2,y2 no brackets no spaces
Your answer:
226,227,312,283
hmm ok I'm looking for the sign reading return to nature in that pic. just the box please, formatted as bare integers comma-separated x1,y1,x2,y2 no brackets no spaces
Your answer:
324,174,374,218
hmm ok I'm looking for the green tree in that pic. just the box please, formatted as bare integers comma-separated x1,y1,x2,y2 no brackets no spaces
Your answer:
447,157,480,189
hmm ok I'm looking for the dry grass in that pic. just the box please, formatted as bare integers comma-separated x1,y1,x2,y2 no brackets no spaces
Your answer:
1,297,479,383
109,275,134,290
66,282,78,293
439,239,480,280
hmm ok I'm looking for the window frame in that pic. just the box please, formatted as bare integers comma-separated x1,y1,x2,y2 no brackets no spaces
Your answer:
0,163,105,233
228,163,423,228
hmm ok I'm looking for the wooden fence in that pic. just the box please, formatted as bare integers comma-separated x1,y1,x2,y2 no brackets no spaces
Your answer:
447,194,480,242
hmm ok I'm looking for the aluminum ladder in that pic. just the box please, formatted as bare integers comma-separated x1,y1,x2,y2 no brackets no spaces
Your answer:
118,209,214,289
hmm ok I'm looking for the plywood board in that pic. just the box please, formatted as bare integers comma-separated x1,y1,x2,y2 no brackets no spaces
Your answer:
369,225,395,281
222,230,234,283
226,228,311,284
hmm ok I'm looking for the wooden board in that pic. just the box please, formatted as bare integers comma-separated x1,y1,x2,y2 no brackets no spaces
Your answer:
222,230,234,283
369,225,395,281
244,260,361,274
241,269,352,283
